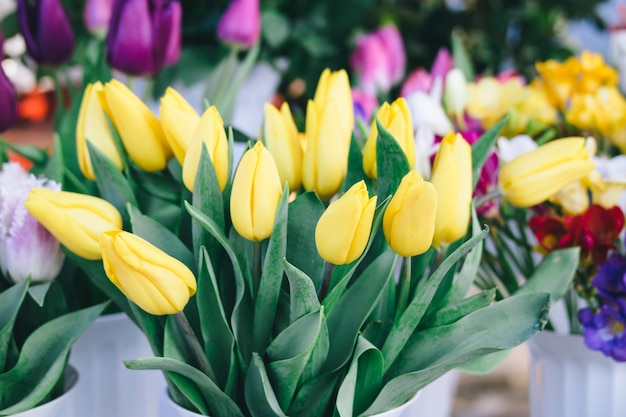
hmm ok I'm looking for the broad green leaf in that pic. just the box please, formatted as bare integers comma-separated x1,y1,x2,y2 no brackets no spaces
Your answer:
165,372,209,415
124,357,244,417
266,309,324,410
324,248,397,373
283,259,321,323
127,204,195,273
340,135,368,196
470,117,507,189
198,248,235,389
421,289,496,328
0,303,106,414
26,282,51,308
254,188,289,352
375,119,411,200
381,227,489,372
0,280,28,371
288,371,340,417
133,170,181,204
336,337,383,417
515,247,580,302
457,349,512,375
43,134,64,183
245,353,287,417
286,192,325,288
364,293,550,415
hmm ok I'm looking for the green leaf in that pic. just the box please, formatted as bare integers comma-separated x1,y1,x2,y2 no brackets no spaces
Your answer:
451,30,475,82
266,309,324,410
364,293,550,415
245,353,287,417
261,10,290,48
457,349,512,375
286,192,325,289
421,289,496,328
375,119,411,200
336,337,383,417
283,259,321,323
0,280,28,371
324,248,398,373
0,302,107,414
127,204,196,273
471,117,507,189
197,248,235,389
26,282,52,308
341,135,368,196
381,226,489,372
515,247,580,302
124,357,244,417
254,188,289,352
43,134,64,184
288,371,340,417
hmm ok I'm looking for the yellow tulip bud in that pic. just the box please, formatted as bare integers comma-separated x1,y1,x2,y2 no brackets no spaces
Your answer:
362,97,415,178
182,106,229,192
100,230,197,315
383,171,437,257
313,68,354,140
315,181,377,265
499,137,596,208
160,87,200,164
430,132,472,247
103,79,172,171
76,81,124,180
24,189,123,260
263,102,303,190
230,141,283,241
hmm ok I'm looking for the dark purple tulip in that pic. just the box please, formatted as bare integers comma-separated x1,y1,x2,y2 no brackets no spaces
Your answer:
106,0,181,76
17,0,75,65
0,68,19,133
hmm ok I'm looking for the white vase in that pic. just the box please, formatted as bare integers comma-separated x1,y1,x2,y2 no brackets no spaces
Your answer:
528,331,626,417
10,366,78,417
162,389,421,417
404,370,459,417
68,312,166,417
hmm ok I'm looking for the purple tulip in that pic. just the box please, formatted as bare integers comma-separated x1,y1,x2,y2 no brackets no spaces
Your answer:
17,0,75,65
106,0,182,76
0,163,64,283
216,0,261,50
84,0,114,37
0,38,18,133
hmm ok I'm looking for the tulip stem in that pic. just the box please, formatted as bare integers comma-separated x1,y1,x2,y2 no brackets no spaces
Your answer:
317,263,335,301
174,312,217,382
474,188,502,208
394,257,411,322
253,241,262,296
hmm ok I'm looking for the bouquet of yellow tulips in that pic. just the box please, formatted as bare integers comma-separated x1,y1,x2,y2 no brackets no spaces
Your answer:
13,67,567,417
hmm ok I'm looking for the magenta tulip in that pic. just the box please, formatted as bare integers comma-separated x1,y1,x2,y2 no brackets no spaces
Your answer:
0,32,18,133
216,0,261,50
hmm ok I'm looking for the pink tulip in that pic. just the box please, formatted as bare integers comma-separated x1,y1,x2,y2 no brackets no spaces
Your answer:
376,24,406,86
352,88,379,124
400,68,433,97
84,0,114,36
430,48,453,83
216,0,261,50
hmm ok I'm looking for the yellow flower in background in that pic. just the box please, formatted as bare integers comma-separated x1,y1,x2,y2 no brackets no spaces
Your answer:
160,87,200,164
499,137,596,208
182,106,229,192
383,171,437,257
430,132,472,248
230,141,283,241
576,51,618,94
101,230,197,315
76,81,124,181
103,79,172,171
535,57,579,110
566,87,626,138
506,81,558,136
362,97,415,178
313,68,354,141
24,189,122,260
315,181,377,265
465,77,524,130
263,102,303,190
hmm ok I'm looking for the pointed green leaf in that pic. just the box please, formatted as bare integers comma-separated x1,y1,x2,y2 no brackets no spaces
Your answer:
0,280,28,371
451,30,475,82
283,259,321,323
341,135,368,195
245,353,287,417
288,371,340,417
471,117,507,189
375,119,411,200
515,247,580,302
421,289,496,328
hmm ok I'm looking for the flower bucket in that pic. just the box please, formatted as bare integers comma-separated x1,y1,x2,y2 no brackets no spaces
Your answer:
10,366,78,417
404,370,459,417
528,331,626,417
161,389,422,417
68,312,166,417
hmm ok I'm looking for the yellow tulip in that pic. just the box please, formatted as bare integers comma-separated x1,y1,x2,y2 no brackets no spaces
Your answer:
76,81,124,180
465,77,524,130
160,87,200,164
430,132,472,248
383,171,437,257
263,102,303,190
498,137,596,208
182,106,229,192
315,181,377,265
103,79,172,171
100,230,197,315
362,98,415,179
24,189,123,260
313,68,354,140
230,141,283,241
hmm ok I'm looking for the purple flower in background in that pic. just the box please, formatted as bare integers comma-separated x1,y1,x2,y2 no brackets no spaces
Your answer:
352,87,379,125
106,0,182,76
0,163,64,283
0,31,19,133
216,0,261,50
84,0,114,37
592,254,626,301
17,0,75,65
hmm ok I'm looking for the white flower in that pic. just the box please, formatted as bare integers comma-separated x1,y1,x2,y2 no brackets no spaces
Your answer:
413,126,439,180
591,154,626,212
496,134,537,162
0,162,64,283
405,90,453,136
